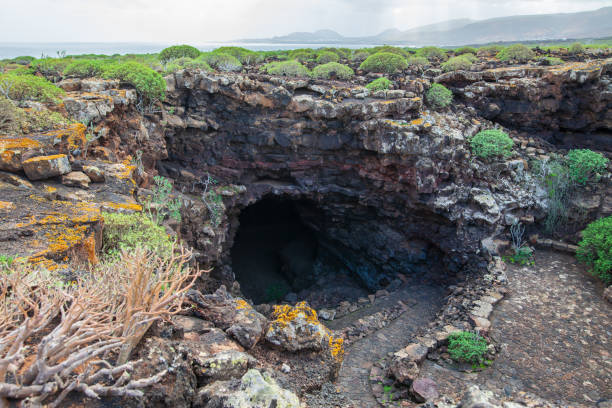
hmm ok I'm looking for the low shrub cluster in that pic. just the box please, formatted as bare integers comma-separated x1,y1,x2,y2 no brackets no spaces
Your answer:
311,62,354,80
406,56,429,69
496,44,535,62
359,52,408,74
164,57,213,74
101,211,174,258
425,83,453,110
212,47,263,65
455,46,477,55
199,53,242,72
469,129,514,160
30,58,71,78
261,60,310,77
103,61,166,104
63,59,107,78
316,50,340,64
565,148,609,185
0,73,65,103
541,56,564,66
441,55,474,72
289,49,316,62
416,46,448,62
577,216,612,284
366,77,391,92
369,45,410,58
159,44,201,63
569,42,585,54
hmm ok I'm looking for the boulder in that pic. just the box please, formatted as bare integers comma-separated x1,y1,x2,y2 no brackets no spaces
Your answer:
82,165,105,182
265,301,329,352
389,343,429,384
22,154,71,180
62,171,91,189
410,377,439,402
195,350,256,383
460,385,500,408
194,369,300,408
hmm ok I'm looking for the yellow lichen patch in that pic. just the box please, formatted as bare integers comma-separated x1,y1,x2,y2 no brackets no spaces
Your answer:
328,336,344,361
0,137,42,150
410,118,424,126
22,154,67,163
0,201,15,210
27,256,61,271
235,299,251,310
42,123,87,152
100,201,143,212
43,185,57,193
271,301,319,328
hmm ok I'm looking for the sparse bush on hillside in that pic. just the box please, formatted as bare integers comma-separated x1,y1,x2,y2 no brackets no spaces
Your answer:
406,56,429,68
102,211,174,258
351,50,371,62
159,44,201,63
541,56,564,66
441,55,474,72
312,62,354,80
566,149,609,185
370,45,410,58
478,45,503,56
199,53,243,72
425,83,453,110
0,73,65,103
469,129,514,160
576,216,612,284
316,51,340,64
569,42,585,54
496,44,535,63
416,46,448,62
455,46,477,55
213,47,264,65
261,60,310,77
320,47,351,59
289,49,317,62
359,52,408,74
365,77,392,92
30,58,71,78
64,59,107,78
102,62,166,106
164,57,213,74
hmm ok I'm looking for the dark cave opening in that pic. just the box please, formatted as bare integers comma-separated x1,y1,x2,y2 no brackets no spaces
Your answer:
230,197,371,306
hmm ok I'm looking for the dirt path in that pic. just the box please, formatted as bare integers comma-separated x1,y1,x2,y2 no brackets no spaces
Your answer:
334,283,447,407
421,250,612,407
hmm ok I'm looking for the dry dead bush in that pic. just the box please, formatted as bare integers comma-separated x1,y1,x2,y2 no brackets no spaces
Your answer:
0,245,201,407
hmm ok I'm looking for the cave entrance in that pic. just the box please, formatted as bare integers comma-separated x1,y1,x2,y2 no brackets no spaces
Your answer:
230,197,370,306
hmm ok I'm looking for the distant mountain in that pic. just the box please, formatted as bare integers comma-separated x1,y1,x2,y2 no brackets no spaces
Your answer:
238,7,612,46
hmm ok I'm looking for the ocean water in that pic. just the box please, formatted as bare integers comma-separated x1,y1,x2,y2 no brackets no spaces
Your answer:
0,42,380,60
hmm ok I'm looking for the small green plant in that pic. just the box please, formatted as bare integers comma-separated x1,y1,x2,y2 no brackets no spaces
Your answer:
0,73,65,103
30,58,71,78
534,158,574,234
144,175,182,224
565,149,608,185
311,62,354,80
63,59,107,78
350,50,371,62
425,83,453,110
541,56,564,66
164,57,213,74
101,211,174,259
261,60,310,77
569,42,585,55
0,254,16,270
406,56,429,68
316,51,340,64
212,47,263,65
455,46,477,55
469,129,514,161
102,62,166,107
369,45,409,58
441,55,474,72
197,173,224,227
447,331,488,366
365,77,391,92
576,216,612,284
359,52,408,74
416,46,448,62
504,221,535,266
496,44,535,63
477,44,504,56
159,45,201,63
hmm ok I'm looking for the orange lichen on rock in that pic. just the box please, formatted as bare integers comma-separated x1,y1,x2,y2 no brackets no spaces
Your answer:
235,299,251,310
43,123,87,152
328,336,345,361
271,301,319,328
0,137,42,150
0,201,15,210
100,201,143,212
22,154,67,164
410,118,425,126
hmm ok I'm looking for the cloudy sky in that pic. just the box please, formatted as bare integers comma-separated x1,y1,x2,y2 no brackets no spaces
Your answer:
1,0,610,43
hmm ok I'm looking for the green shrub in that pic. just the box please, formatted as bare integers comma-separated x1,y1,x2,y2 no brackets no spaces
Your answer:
416,46,448,62
0,73,64,103
159,45,201,63
370,46,410,58
505,246,535,266
425,83,453,110
102,62,166,104
212,47,263,65
164,57,213,74
199,53,242,72
30,58,71,78
359,52,408,74
316,51,340,64
576,216,612,284
478,45,503,56
101,211,174,259
496,44,535,62
320,47,351,59
455,46,477,55
10,56,35,65
447,331,488,365
406,56,429,68
569,42,585,55
289,49,316,62
0,254,16,270
441,55,473,72
469,129,514,160
261,60,310,77
366,77,392,92
541,56,564,66
351,50,371,62
311,62,354,80
17,108,70,133
63,59,107,78
566,149,609,185
533,158,574,234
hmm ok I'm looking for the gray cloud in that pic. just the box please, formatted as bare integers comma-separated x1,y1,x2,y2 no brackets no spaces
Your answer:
0,0,610,42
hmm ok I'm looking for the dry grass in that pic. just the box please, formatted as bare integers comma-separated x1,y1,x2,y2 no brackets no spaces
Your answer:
0,245,202,407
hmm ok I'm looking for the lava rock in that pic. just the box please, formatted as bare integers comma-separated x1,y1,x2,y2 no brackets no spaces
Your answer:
410,377,439,402
195,351,256,383
62,171,91,189
265,302,329,352
82,165,105,182
460,385,500,408
22,154,71,181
